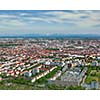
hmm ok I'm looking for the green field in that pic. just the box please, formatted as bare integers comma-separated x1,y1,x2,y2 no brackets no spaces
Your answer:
85,69,100,84
34,67,60,84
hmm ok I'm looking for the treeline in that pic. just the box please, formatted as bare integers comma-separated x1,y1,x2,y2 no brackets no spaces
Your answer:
0,44,22,47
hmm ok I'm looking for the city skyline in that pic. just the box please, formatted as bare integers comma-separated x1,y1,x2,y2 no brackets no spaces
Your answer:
0,10,100,36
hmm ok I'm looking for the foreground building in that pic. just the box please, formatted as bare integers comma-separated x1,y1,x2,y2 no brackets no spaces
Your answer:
48,67,87,86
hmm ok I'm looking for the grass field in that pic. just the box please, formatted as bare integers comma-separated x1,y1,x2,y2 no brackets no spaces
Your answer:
85,69,100,84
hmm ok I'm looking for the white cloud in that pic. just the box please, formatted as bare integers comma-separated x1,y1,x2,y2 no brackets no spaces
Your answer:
0,14,17,18
0,10,100,34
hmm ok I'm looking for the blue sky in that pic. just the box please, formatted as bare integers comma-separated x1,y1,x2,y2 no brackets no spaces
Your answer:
0,10,100,35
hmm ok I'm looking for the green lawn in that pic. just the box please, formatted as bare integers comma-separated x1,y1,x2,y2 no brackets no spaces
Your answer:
85,69,99,84
35,67,60,84
85,76,98,84
0,83,33,90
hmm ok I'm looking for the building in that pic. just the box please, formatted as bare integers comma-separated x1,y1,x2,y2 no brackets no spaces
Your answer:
24,72,32,77
32,68,39,75
82,81,99,90
90,81,99,89
91,61,99,67
48,67,87,87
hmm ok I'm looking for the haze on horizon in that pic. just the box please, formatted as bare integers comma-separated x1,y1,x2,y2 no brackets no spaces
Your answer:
0,10,100,36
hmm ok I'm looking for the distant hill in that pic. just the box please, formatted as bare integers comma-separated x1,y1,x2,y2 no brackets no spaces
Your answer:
0,33,100,39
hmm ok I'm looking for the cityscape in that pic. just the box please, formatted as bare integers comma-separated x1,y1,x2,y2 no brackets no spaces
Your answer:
0,10,100,90
0,38,100,90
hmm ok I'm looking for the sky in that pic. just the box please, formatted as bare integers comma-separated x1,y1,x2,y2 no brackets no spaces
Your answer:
0,10,100,36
